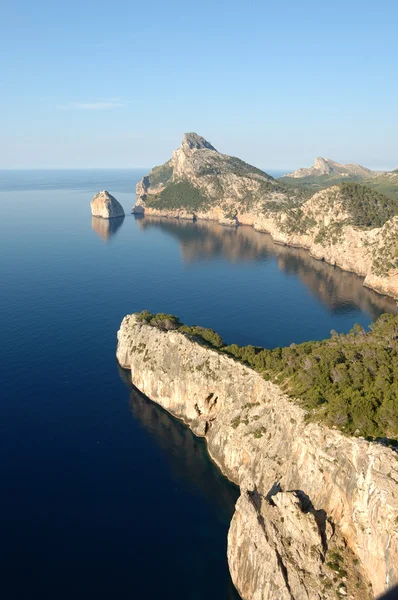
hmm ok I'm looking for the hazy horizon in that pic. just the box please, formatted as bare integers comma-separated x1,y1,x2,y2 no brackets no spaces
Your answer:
2,0,397,171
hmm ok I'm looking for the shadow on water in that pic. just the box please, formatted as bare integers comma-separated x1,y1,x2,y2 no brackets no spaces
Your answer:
118,366,240,522
91,215,125,241
118,366,241,600
137,216,398,320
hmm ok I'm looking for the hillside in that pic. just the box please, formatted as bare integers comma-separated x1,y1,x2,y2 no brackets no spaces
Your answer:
281,157,398,199
133,132,308,224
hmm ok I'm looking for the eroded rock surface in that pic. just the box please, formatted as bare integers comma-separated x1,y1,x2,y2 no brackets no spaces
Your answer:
116,314,398,599
91,190,125,218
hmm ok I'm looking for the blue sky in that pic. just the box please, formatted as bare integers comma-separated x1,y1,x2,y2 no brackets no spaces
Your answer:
1,0,397,170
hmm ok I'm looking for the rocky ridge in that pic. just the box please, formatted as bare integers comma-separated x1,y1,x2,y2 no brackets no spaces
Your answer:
281,159,398,201
116,314,398,600
91,190,125,218
284,158,374,179
132,135,398,300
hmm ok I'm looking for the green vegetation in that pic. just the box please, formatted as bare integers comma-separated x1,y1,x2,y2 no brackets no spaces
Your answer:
280,173,398,201
147,180,210,211
223,314,398,438
269,182,398,242
225,157,273,180
136,310,223,347
148,161,174,187
339,182,398,227
137,310,398,439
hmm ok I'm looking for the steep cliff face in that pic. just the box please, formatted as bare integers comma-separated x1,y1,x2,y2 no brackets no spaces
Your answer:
116,315,398,600
132,135,398,300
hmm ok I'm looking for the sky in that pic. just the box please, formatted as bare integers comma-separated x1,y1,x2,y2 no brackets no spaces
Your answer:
1,0,397,171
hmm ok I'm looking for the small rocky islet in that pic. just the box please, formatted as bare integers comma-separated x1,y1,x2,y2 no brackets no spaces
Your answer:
90,189,125,219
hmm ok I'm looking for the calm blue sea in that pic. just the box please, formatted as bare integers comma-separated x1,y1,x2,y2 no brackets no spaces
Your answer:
0,169,397,599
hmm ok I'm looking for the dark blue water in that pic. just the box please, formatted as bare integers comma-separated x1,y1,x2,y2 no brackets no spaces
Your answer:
1,170,397,600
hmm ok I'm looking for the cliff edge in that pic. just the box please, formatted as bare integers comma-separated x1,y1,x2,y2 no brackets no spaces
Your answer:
116,314,398,600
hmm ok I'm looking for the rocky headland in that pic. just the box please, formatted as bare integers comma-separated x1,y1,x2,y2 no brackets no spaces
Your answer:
117,313,398,600
91,190,125,219
132,134,398,300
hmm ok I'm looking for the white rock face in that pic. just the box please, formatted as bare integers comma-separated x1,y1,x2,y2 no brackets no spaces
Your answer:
116,315,398,600
90,190,125,218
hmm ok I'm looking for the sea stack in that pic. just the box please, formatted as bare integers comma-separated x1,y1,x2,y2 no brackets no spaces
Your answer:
90,190,125,218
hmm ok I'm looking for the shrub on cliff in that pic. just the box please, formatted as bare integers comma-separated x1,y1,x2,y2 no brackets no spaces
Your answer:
147,180,210,211
340,182,398,228
225,314,398,438
136,311,181,331
136,310,398,439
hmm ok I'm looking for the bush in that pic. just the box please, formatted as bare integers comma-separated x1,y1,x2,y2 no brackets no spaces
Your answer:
147,180,210,211
339,182,398,228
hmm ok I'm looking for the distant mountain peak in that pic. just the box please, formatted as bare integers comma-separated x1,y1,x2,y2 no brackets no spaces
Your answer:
285,157,373,179
181,132,217,152
313,157,335,174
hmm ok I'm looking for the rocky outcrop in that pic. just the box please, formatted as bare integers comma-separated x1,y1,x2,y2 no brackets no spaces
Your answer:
90,190,125,218
132,135,398,300
284,158,374,179
116,314,398,600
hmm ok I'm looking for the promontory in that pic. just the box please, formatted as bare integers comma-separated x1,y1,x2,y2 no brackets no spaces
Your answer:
117,310,398,600
132,133,398,299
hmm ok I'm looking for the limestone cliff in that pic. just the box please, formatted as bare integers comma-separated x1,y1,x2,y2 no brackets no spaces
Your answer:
116,314,398,600
132,135,398,300
91,190,125,218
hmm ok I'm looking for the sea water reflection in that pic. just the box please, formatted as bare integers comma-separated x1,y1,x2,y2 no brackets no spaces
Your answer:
137,216,398,320
119,367,241,600
91,215,125,241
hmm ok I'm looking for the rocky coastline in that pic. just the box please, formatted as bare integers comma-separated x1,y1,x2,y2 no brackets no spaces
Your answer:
116,314,398,600
132,133,398,301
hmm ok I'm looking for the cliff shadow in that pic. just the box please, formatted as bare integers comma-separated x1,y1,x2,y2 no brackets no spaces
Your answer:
118,366,239,522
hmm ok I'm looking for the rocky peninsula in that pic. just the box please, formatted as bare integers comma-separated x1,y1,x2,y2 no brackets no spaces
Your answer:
91,190,125,218
132,134,398,300
117,312,398,600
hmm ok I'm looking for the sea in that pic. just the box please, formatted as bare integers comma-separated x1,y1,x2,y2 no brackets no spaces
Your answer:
1,169,397,599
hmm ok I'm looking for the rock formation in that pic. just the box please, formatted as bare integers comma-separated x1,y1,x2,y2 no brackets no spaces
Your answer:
284,157,374,179
116,314,398,600
90,190,125,219
132,134,398,300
